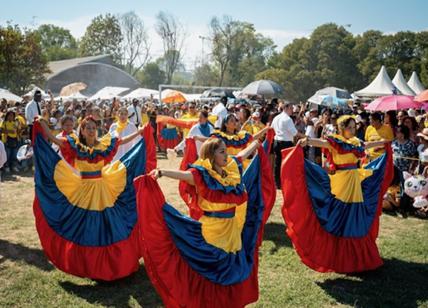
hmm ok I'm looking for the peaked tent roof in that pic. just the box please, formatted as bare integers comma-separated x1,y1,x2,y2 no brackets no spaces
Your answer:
407,71,426,95
392,69,416,96
354,65,400,98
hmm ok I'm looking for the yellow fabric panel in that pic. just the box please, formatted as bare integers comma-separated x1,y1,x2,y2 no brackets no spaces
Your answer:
54,160,127,211
141,113,149,125
200,203,247,253
329,169,372,203
116,120,129,134
208,115,218,126
180,113,199,137
365,125,394,159
242,123,254,135
330,134,361,165
75,159,105,172
252,122,265,135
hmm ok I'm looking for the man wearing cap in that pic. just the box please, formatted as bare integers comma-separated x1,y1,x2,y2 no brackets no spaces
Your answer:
25,90,43,141
127,99,142,127
271,101,304,188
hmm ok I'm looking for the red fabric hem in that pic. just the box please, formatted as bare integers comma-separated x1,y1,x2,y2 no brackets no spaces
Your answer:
280,146,393,273
135,175,259,308
33,197,140,281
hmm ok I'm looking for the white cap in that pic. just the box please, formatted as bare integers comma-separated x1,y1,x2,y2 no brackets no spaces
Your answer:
252,111,261,118
408,108,416,118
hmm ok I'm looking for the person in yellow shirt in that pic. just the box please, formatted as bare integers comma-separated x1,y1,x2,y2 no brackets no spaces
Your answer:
1,110,21,172
180,103,199,137
365,112,394,160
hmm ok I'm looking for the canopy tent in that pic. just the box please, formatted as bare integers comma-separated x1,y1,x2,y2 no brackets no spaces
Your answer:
392,69,415,96
24,86,50,99
122,88,158,100
89,86,129,101
0,88,22,102
354,66,400,98
407,71,426,95
160,89,187,103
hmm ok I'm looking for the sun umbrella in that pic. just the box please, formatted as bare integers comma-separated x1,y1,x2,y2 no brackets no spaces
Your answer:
414,90,428,103
161,89,187,103
241,80,283,97
202,88,236,98
365,95,422,111
60,82,87,97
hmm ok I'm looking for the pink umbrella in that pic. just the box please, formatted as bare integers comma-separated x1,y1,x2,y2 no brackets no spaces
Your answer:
365,95,422,111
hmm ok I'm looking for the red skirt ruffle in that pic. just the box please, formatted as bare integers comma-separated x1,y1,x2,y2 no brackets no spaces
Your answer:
135,175,260,308
280,146,393,273
33,198,140,281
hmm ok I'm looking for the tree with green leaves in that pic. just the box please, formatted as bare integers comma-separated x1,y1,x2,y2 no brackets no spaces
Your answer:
137,62,166,89
209,16,275,87
35,24,79,61
80,14,123,63
0,24,49,94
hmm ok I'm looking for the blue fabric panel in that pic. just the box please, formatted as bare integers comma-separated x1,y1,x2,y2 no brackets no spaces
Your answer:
304,153,387,237
160,127,179,140
34,134,147,246
162,156,264,285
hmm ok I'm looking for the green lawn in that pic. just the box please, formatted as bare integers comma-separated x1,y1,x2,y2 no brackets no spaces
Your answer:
0,169,427,307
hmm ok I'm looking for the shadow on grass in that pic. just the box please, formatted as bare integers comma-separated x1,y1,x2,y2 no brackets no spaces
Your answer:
0,239,54,271
262,222,292,253
317,258,428,308
59,266,163,307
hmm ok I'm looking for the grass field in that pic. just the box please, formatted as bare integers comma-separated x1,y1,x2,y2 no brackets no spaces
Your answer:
0,156,427,307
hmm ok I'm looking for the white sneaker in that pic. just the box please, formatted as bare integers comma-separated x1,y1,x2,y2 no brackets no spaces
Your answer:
13,167,20,173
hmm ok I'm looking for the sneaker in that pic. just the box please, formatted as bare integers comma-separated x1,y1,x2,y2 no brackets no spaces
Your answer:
12,166,20,173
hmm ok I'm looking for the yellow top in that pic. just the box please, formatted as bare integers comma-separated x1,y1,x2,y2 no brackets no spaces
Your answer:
180,113,199,137
364,124,394,159
329,134,372,203
192,157,247,253
1,120,19,143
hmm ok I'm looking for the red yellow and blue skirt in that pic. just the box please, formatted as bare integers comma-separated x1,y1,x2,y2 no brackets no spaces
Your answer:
32,122,156,280
157,122,181,150
134,147,275,307
281,138,393,273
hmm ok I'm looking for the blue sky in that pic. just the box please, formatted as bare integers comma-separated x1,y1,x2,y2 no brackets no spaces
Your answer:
1,0,427,68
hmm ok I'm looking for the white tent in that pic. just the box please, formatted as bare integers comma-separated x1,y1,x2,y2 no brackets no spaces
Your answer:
89,86,129,101
122,88,158,100
0,88,22,102
24,86,50,99
392,69,415,96
354,66,400,98
407,71,426,95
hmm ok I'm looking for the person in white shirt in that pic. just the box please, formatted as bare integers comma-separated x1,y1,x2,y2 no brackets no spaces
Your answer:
212,97,228,129
171,110,214,156
127,99,142,127
109,107,140,161
271,101,304,188
25,90,43,141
